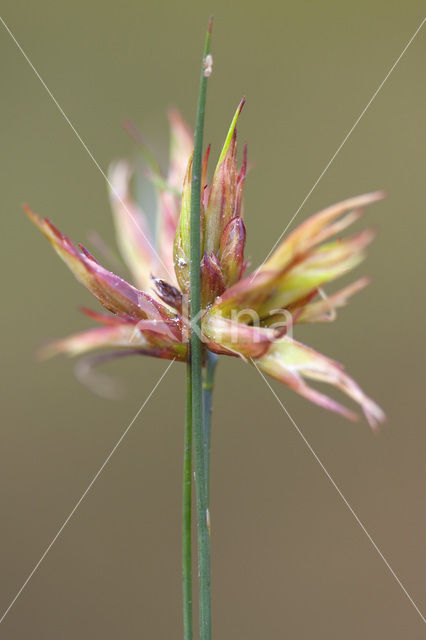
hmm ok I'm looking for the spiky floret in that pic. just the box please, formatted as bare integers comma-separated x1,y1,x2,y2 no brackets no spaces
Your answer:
27,102,385,429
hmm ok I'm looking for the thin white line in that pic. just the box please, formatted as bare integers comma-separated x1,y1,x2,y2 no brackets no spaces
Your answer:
251,360,426,625
0,15,173,281
0,359,175,625
252,17,426,279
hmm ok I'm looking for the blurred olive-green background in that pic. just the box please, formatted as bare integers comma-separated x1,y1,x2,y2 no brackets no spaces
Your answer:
1,1,425,638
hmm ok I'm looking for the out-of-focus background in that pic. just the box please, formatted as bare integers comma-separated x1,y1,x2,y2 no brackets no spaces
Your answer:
1,1,425,638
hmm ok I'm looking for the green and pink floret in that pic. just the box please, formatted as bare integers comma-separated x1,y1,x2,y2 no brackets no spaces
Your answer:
26,100,385,430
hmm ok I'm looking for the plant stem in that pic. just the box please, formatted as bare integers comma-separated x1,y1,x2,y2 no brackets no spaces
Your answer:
182,362,193,640
202,350,218,508
189,17,213,640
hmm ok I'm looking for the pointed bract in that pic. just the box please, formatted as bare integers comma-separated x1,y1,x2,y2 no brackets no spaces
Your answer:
156,109,194,280
203,98,246,255
173,154,193,293
202,313,278,360
25,206,175,323
167,108,194,192
295,277,370,323
235,143,247,219
261,191,385,272
108,161,161,290
39,323,186,361
257,228,377,315
256,337,385,430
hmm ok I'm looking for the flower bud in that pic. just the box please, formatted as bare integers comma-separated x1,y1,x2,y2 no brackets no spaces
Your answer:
219,216,246,287
201,252,225,308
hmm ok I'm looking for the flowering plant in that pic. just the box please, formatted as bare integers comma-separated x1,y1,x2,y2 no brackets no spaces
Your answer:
26,21,384,640
26,99,384,428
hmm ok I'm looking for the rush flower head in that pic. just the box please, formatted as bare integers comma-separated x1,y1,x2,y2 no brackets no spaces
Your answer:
26,100,385,430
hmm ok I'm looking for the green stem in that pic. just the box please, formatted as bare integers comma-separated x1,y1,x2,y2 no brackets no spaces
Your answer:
182,362,193,640
189,17,213,640
202,351,218,507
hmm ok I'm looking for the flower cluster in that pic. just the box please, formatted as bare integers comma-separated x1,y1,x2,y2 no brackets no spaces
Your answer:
26,100,385,429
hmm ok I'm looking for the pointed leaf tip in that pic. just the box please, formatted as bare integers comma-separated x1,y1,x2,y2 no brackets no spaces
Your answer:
217,99,245,166
238,96,246,114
